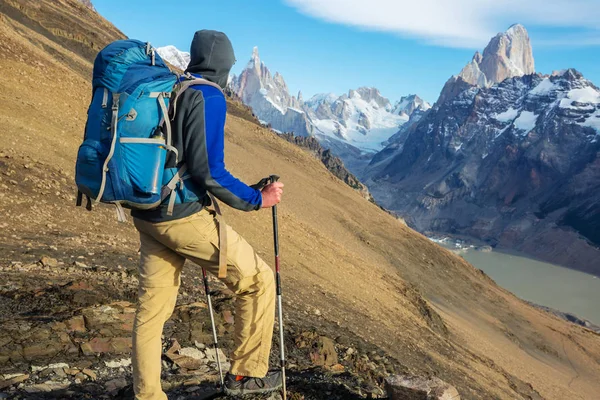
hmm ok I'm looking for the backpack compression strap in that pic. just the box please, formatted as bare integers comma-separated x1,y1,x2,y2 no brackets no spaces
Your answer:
150,92,179,163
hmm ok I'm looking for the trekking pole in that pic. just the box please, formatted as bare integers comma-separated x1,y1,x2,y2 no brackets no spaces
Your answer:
202,267,225,390
269,174,287,400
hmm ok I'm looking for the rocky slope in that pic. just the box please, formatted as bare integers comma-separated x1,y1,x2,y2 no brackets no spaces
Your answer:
365,25,600,275
276,132,374,201
2,2,600,400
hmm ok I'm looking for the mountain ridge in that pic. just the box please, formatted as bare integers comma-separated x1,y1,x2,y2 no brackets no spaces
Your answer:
159,44,432,174
365,25,600,274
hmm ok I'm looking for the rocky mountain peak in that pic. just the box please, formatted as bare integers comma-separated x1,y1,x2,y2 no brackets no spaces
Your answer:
561,68,585,81
251,46,260,66
479,24,534,84
231,47,311,136
392,95,431,117
439,25,535,104
457,24,534,88
353,87,390,109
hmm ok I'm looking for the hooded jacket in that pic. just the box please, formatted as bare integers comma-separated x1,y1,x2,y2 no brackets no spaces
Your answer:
132,30,262,222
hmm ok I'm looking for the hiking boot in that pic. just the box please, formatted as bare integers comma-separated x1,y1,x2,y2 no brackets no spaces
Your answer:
223,370,283,396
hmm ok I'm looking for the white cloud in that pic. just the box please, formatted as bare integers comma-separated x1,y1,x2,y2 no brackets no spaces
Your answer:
284,0,600,48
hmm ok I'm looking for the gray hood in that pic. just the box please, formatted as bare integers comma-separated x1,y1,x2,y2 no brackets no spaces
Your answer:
185,30,235,89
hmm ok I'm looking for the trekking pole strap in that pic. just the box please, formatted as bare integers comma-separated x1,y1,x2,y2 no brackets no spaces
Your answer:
207,193,228,279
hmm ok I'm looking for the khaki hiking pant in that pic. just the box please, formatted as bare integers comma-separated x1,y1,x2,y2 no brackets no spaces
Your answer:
131,209,275,400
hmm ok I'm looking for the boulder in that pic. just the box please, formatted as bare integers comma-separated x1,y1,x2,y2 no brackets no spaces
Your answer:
80,337,132,355
385,375,460,400
81,302,135,335
310,336,338,367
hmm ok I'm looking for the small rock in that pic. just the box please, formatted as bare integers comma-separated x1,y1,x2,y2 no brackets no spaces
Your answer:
104,358,132,368
385,375,460,400
204,348,227,363
183,378,202,386
194,341,206,350
64,316,86,333
80,337,132,355
63,368,79,376
0,374,29,390
51,368,67,378
23,381,70,393
73,261,89,269
105,378,128,393
82,368,96,381
327,363,345,374
178,347,205,360
39,256,58,268
31,363,69,372
222,310,235,325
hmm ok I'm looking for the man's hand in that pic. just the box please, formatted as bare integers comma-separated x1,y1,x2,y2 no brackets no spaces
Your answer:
261,182,284,208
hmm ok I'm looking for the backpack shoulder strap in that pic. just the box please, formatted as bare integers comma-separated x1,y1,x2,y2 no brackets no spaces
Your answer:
170,74,223,121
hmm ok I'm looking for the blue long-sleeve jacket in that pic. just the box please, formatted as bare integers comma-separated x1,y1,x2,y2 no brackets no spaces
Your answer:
131,76,262,222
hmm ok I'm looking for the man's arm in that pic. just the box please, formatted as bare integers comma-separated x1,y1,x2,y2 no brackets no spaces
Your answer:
183,88,263,211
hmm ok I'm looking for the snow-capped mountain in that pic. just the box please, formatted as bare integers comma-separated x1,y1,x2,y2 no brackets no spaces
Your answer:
305,87,413,154
231,47,313,137
156,45,190,71
230,47,429,174
392,95,431,117
365,25,600,274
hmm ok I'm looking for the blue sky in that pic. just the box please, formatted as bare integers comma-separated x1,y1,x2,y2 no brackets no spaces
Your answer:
95,0,600,104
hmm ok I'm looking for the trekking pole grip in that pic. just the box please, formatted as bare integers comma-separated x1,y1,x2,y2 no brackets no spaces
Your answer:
269,174,280,184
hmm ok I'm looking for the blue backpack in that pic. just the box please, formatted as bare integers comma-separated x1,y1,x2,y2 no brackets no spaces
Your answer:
75,39,222,221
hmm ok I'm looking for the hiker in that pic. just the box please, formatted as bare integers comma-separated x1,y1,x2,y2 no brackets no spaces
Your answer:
130,30,284,399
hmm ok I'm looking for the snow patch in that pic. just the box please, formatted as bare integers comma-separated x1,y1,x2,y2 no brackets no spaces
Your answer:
265,97,284,114
156,45,190,71
514,111,538,133
580,113,600,133
530,78,557,95
560,87,600,108
287,107,305,114
495,108,519,122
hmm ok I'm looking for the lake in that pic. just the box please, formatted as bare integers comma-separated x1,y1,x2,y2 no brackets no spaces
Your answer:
434,239,600,325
